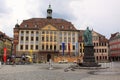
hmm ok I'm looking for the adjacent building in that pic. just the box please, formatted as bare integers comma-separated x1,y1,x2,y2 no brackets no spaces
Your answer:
92,30,109,62
109,32,120,61
0,31,13,61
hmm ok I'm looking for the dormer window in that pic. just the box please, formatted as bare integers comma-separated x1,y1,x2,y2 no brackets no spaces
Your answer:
70,26,72,29
62,26,64,29
35,25,38,28
25,24,28,28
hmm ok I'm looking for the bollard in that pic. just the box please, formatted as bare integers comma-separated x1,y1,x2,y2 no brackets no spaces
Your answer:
0,61,1,69
49,59,53,70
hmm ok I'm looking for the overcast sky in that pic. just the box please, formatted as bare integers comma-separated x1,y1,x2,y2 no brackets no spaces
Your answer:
0,0,120,38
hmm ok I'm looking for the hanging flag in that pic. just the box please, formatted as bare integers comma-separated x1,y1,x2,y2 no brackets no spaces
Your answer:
3,48,7,63
68,43,70,55
75,42,78,56
62,43,65,56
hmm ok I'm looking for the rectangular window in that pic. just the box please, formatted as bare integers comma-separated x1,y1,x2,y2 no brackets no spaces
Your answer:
36,37,39,41
36,31,39,35
42,31,45,34
42,45,44,50
73,45,75,50
26,36,29,41
64,37,67,42
26,31,29,34
46,45,48,50
25,45,28,50
31,31,34,36
42,36,44,41
21,31,24,33
93,43,95,46
20,45,23,50
99,43,101,46
31,45,33,50
60,37,62,43
21,36,24,41
59,32,62,36
104,43,106,46
31,31,34,34
99,49,101,53
54,36,56,42
54,45,56,50
50,36,52,41
50,45,52,50
31,37,34,41
72,37,75,43
102,49,104,53
36,45,38,50
68,37,71,42
46,36,49,41
68,32,71,36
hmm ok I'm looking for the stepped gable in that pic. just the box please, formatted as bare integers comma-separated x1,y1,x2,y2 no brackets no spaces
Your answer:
19,18,77,31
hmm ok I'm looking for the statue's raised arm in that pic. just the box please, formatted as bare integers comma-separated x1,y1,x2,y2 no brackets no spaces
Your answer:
83,27,93,46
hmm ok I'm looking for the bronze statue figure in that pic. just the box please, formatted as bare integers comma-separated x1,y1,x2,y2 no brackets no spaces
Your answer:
83,27,93,46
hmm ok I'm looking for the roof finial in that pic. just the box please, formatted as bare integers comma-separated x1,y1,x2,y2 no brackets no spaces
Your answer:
48,0,51,9
17,19,18,24
49,0,51,5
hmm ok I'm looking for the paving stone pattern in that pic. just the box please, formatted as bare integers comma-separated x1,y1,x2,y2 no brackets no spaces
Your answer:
0,62,120,80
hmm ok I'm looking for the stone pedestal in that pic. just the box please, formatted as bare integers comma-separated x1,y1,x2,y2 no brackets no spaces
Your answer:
80,46,101,67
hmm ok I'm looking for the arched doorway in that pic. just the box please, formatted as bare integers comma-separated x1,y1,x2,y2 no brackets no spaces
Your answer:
47,54,51,62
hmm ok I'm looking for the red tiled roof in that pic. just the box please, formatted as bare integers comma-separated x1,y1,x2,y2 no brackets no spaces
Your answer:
19,18,77,31
0,31,12,41
109,32,120,40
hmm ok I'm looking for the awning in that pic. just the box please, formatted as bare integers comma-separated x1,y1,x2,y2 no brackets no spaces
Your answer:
26,55,32,58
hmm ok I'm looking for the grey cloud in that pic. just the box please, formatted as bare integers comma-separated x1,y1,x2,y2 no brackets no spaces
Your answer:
51,0,76,20
53,12,76,21
0,0,10,17
26,0,76,20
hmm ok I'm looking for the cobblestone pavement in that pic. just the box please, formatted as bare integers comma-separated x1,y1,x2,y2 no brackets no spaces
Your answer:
0,62,120,80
